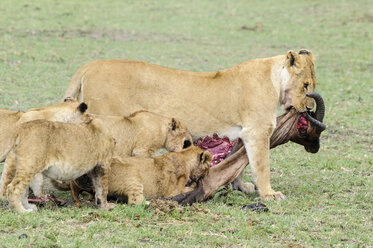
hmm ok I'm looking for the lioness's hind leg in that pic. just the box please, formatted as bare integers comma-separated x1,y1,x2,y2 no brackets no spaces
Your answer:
0,151,17,199
232,171,255,194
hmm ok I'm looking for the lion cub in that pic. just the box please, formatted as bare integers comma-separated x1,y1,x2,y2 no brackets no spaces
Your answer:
92,110,193,157
69,146,211,205
2,117,115,213
0,100,88,198
0,100,88,162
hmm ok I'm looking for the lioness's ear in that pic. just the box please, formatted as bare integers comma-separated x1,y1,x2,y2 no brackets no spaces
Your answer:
286,50,302,69
298,49,310,55
78,102,88,113
171,118,179,131
299,49,315,62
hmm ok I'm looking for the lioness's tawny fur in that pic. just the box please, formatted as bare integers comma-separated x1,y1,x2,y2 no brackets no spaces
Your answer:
2,117,115,213
64,50,317,200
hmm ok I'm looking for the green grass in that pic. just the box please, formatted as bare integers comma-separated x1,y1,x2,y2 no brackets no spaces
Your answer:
0,0,372,247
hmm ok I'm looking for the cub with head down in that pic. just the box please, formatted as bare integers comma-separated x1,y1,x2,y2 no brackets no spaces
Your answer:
0,100,88,198
2,117,115,213
69,146,211,205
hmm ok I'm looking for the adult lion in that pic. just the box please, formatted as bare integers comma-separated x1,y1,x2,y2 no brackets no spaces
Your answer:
64,50,317,200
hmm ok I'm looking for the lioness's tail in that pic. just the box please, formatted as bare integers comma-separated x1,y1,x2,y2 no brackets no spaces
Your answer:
63,64,90,102
50,179,71,191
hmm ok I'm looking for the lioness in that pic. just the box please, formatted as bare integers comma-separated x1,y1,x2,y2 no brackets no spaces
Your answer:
64,50,317,200
61,146,211,205
0,100,88,197
2,118,115,213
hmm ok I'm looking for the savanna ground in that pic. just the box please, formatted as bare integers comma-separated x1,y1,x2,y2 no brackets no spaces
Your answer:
0,0,372,247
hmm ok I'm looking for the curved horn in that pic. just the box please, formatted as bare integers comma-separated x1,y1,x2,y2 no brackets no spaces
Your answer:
305,112,326,131
306,92,325,122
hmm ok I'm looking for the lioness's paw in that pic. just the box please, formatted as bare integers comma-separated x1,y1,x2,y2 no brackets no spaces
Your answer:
237,182,256,194
261,191,286,201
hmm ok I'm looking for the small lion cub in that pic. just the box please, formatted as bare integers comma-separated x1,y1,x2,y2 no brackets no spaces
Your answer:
0,100,89,198
111,146,211,204
3,117,115,213
70,146,211,205
92,110,193,157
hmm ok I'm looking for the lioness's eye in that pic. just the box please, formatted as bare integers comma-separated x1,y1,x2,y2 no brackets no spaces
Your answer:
304,83,309,90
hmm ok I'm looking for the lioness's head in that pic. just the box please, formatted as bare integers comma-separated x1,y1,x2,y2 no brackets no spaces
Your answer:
185,146,211,183
282,50,317,112
165,118,193,152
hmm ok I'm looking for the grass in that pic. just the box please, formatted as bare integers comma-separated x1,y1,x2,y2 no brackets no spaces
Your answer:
0,0,372,247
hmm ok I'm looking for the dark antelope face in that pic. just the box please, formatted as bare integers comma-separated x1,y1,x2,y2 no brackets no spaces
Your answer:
289,92,326,153
270,92,326,153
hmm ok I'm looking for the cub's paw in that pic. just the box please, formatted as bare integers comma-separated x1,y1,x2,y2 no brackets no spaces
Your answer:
21,208,37,213
261,191,286,201
105,202,116,210
27,204,38,212
0,190,6,199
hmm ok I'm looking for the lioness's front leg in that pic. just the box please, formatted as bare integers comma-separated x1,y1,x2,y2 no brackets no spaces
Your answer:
241,127,285,201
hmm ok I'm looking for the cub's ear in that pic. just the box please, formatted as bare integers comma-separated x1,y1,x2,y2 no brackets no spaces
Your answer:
286,50,302,70
200,151,212,164
78,102,88,113
170,118,180,131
